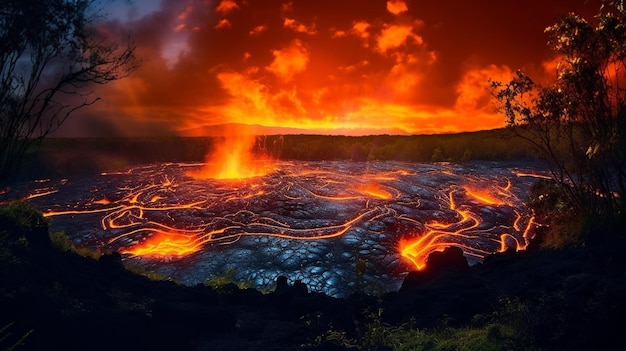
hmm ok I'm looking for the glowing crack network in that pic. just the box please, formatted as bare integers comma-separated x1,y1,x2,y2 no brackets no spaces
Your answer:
11,161,547,297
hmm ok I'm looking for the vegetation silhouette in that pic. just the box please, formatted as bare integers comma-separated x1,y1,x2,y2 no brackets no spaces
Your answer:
0,0,138,184
491,0,626,245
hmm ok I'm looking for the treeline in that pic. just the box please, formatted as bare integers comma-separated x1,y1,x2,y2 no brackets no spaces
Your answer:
268,129,537,162
11,129,538,182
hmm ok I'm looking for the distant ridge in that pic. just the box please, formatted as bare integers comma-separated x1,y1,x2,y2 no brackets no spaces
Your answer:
179,123,411,137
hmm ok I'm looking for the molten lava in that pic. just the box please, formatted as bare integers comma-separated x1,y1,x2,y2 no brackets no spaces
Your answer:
400,181,535,271
17,161,544,296
357,182,394,199
120,230,202,258
189,135,276,180
464,186,510,206
399,208,486,271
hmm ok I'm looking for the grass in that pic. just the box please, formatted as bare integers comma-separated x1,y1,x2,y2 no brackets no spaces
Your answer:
204,268,262,292
306,298,536,351
49,230,173,282
49,231,110,260
0,322,33,351
0,201,49,266
0,201,48,233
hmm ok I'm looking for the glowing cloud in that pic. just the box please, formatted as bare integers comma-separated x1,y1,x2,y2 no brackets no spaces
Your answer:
386,53,428,96
53,0,601,138
215,18,231,29
387,0,408,15
266,39,310,82
376,24,423,53
249,25,267,36
331,29,347,38
216,72,271,118
351,21,372,44
215,0,239,15
455,64,514,111
284,18,317,34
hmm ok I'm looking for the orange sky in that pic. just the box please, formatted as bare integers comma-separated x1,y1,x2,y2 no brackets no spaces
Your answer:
53,0,600,137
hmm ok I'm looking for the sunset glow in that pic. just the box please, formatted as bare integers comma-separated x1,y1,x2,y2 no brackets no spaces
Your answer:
52,0,600,137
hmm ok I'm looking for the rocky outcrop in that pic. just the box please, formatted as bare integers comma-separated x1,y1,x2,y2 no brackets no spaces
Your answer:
399,246,469,291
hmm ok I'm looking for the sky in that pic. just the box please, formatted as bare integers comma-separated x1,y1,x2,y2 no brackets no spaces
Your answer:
53,0,601,137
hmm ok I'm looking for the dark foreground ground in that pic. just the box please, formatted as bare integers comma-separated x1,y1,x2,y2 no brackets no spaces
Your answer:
1,204,625,351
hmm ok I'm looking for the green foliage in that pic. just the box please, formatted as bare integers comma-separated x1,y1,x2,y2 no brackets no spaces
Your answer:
0,0,138,183
305,298,538,351
304,307,418,350
49,231,110,260
357,307,416,350
527,180,590,248
276,132,535,163
0,201,48,263
204,268,255,291
48,231,74,252
0,322,33,351
0,201,48,234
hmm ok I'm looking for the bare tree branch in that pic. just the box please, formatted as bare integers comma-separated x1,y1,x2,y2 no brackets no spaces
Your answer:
0,0,138,183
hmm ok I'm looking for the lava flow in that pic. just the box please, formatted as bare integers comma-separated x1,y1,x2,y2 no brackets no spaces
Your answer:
357,182,394,200
15,161,545,297
399,182,533,271
119,230,203,258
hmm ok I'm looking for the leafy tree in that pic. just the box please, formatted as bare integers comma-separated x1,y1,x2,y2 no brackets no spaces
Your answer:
491,0,625,240
0,0,137,183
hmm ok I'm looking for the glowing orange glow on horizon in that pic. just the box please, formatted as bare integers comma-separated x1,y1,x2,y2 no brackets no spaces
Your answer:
42,0,602,141
76,0,564,140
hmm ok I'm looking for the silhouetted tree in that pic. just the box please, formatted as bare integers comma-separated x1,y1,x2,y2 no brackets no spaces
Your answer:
491,0,625,239
0,0,137,183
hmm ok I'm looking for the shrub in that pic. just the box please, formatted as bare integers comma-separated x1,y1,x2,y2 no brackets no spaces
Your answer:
0,201,50,256
204,268,255,291
527,180,590,248
491,1,626,243
49,231,109,259
0,201,48,235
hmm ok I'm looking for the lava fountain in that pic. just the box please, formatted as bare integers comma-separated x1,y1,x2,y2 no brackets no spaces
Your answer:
188,135,276,180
